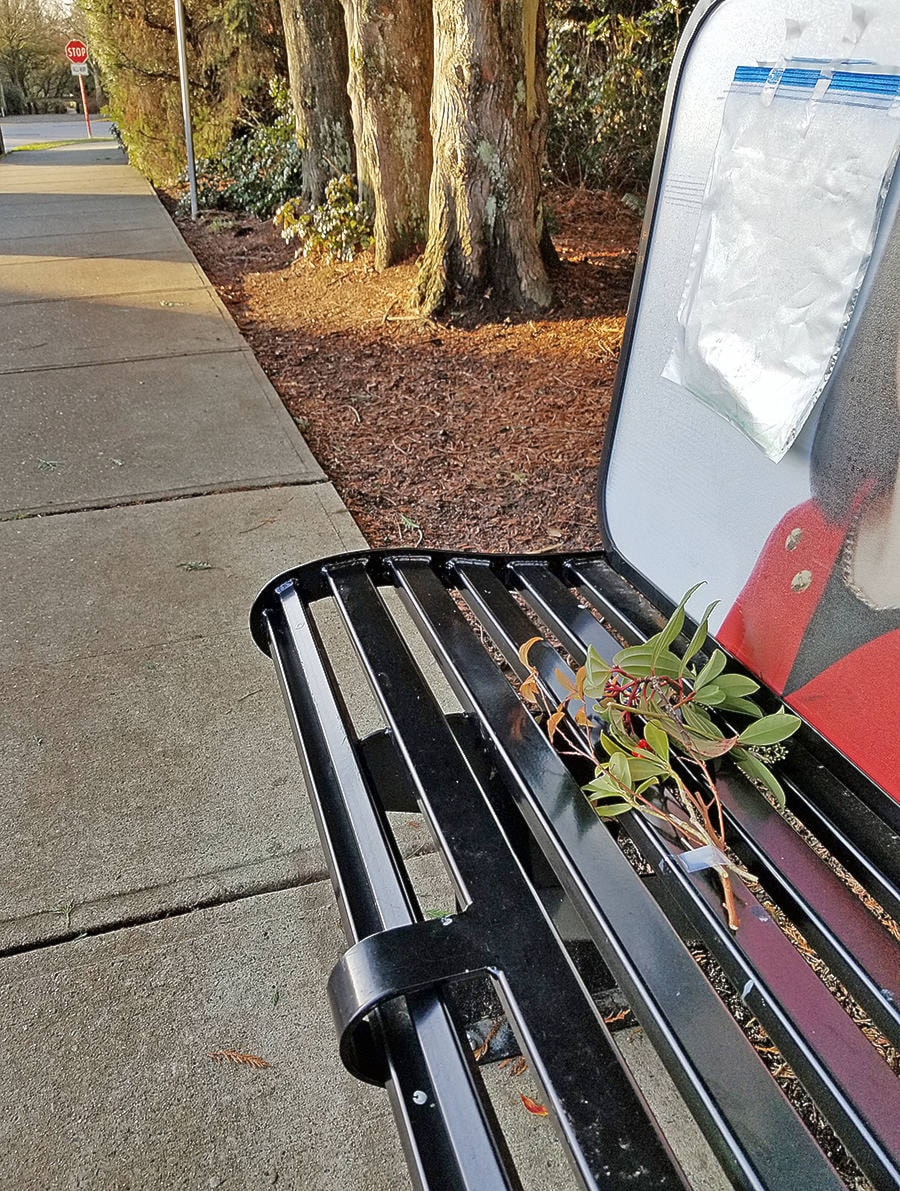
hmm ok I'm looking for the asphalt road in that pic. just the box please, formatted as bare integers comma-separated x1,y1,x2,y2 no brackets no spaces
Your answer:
0,113,114,151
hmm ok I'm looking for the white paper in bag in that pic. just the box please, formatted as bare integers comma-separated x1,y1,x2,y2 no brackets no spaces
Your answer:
664,63,900,461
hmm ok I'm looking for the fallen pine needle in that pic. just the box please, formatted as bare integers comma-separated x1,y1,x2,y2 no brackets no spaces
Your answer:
472,1018,504,1062
503,1056,528,1077
603,1009,629,1025
208,1049,270,1069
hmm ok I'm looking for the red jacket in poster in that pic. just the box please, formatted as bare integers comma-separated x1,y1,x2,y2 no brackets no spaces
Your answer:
718,500,900,801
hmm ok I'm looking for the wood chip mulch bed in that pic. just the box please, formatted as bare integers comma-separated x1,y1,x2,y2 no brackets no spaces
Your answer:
167,185,640,555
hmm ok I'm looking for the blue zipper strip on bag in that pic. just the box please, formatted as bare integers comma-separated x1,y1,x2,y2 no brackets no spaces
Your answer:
732,64,900,98
830,71,900,96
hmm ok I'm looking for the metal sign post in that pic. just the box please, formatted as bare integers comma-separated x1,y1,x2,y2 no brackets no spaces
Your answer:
65,40,92,138
173,0,199,219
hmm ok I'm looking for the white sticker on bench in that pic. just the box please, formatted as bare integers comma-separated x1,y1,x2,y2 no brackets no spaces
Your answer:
675,844,730,874
663,60,900,462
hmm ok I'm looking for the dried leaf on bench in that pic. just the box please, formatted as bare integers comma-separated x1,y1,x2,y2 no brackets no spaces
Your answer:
517,636,543,667
603,1009,630,1025
546,708,566,741
208,1049,271,1069
520,1094,548,1116
472,1017,505,1062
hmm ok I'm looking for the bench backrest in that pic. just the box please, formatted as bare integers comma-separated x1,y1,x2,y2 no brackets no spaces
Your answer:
601,0,900,803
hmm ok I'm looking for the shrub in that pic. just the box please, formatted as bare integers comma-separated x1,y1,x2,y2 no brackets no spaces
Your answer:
547,0,697,193
177,78,304,217
81,0,285,184
27,97,68,114
1,82,27,115
275,174,373,263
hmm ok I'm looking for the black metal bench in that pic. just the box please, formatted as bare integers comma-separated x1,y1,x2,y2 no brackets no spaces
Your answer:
251,4,900,1188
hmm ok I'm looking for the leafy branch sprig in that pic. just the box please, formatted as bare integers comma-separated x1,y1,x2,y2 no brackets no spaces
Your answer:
519,584,801,929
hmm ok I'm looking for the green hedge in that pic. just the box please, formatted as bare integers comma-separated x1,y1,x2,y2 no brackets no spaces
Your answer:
547,0,697,192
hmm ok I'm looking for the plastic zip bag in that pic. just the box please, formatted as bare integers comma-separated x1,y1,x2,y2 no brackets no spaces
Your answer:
664,63,900,461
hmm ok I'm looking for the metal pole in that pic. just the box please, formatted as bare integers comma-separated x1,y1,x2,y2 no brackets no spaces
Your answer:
77,74,92,137
173,0,198,219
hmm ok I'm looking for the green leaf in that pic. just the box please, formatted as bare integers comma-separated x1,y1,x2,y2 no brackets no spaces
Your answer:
583,645,612,698
719,696,763,719
680,703,723,740
634,776,662,796
591,799,635,819
643,721,669,763
733,748,787,809
612,641,647,665
648,622,680,671
652,649,684,677
611,644,681,678
599,732,626,758
679,599,719,675
694,648,726,691
715,673,761,698
609,752,633,788
693,684,726,706
583,774,621,797
737,711,801,747
627,755,669,780
682,731,739,759
651,582,703,669
612,643,652,671
607,707,631,742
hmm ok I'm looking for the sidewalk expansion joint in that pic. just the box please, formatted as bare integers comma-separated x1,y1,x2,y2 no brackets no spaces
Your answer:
0,344,245,377
0,866,333,961
0,477,327,522
0,224,176,244
0,284,204,310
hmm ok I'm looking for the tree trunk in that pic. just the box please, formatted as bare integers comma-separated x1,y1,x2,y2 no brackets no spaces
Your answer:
342,0,433,268
278,0,354,206
415,0,553,316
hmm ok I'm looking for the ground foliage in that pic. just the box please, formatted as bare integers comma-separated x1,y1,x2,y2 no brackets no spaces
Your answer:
275,173,373,262
178,78,303,217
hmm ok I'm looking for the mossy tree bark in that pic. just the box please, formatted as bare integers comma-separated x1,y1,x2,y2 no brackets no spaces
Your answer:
278,0,354,206
342,0,433,268
415,0,553,316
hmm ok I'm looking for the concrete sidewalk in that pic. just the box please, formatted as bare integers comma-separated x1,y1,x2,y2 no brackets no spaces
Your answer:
0,140,423,1190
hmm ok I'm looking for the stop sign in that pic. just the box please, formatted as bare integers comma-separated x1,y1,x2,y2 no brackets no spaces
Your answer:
65,39,88,64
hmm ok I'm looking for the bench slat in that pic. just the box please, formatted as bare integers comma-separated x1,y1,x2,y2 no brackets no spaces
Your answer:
389,556,842,1191
264,587,527,1191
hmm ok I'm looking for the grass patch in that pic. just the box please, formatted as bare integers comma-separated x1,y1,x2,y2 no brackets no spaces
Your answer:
8,138,113,152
